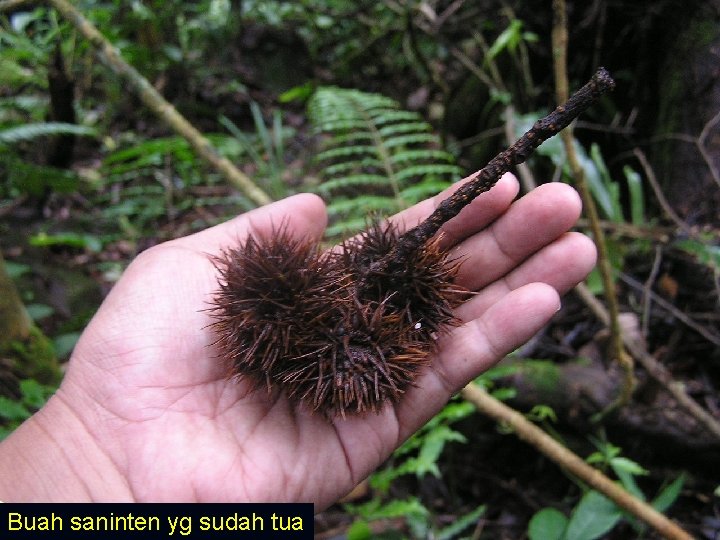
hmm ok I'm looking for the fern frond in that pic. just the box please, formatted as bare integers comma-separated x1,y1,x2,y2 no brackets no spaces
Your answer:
327,195,401,217
0,152,79,196
319,174,389,193
0,122,96,144
308,87,461,239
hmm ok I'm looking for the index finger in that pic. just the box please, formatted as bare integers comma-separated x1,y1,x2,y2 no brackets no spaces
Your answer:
383,172,519,249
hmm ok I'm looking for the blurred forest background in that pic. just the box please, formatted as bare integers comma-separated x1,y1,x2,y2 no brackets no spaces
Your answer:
1,1,719,538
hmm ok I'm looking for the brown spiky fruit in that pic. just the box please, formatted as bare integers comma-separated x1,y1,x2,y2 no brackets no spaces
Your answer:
210,222,462,416
209,68,615,417
345,221,466,340
210,228,340,390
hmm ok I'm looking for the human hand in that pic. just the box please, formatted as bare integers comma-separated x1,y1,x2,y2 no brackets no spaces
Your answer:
0,173,595,504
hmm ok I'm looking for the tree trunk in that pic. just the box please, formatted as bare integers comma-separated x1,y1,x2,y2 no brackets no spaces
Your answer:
0,251,61,390
0,251,31,344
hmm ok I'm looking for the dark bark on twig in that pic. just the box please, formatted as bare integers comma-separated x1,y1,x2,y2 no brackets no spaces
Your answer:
374,67,615,272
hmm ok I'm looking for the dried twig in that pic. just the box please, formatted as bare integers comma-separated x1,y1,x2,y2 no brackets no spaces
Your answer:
641,246,663,338
632,148,695,237
575,218,674,242
46,0,272,207
551,0,634,410
378,67,615,270
461,384,693,540
574,282,720,442
621,273,720,347
697,109,720,190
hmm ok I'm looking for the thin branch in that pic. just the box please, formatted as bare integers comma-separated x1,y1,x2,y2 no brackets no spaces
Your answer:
620,273,720,347
574,281,720,443
632,148,695,237
450,46,498,92
574,218,675,242
461,384,694,540
697,108,720,190
625,333,720,442
551,0,634,409
0,0,35,11
46,0,272,207
641,246,663,338
649,127,720,192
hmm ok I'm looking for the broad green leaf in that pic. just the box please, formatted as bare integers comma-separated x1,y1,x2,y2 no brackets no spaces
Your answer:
528,508,568,540
564,491,622,540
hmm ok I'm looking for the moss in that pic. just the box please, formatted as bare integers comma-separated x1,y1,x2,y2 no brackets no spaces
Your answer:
518,359,562,396
1,325,62,386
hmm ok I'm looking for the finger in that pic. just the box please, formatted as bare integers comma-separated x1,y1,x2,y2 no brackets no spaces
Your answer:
451,182,583,291
455,231,596,321
395,282,561,439
386,172,520,246
170,193,328,253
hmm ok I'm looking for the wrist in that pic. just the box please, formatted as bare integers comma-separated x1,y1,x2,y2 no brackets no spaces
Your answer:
0,389,132,502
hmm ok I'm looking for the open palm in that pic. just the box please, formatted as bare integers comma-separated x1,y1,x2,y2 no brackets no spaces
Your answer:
0,174,595,504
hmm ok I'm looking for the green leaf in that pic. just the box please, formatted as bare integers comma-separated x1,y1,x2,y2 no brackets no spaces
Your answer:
486,19,524,60
674,238,720,271
564,491,622,540
346,519,372,540
611,456,648,477
436,505,486,540
416,425,466,477
489,387,517,401
588,143,621,222
0,122,96,144
624,165,645,225
29,232,103,253
53,332,81,359
346,496,429,522
25,303,54,321
527,404,558,423
528,508,568,540
19,379,52,409
584,267,604,295
651,474,685,513
3,261,30,279
278,82,315,103
0,396,31,422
